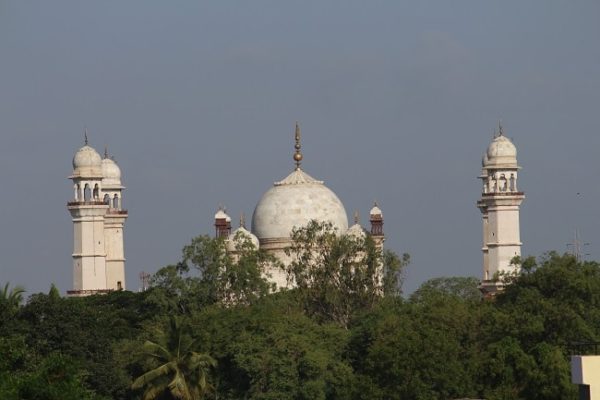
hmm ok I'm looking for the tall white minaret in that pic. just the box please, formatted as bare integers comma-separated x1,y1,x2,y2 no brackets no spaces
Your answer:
67,133,109,296
101,147,128,291
67,134,128,296
477,123,525,296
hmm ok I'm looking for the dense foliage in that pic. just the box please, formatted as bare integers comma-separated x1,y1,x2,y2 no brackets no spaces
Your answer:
1,223,599,399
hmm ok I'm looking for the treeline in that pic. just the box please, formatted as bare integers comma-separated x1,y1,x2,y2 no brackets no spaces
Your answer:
1,223,599,399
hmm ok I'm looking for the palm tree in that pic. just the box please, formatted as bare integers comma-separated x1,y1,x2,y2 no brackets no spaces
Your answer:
0,282,25,309
132,317,216,400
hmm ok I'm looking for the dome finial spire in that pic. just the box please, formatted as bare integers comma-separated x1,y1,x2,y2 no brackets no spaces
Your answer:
354,210,360,224
104,145,109,159
293,121,303,170
498,120,504,136
84,127,89,145
240,212,246,228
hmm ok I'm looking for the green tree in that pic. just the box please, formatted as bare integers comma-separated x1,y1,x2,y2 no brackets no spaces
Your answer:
0,335,101,400
150,234,276,311
190,294,354,400
14,353,100,400
18,290,148,399
350,287,482,400
0,282,25,315
132,317,216,400
410,276,481,303
477,252,599,400
285,220,407,327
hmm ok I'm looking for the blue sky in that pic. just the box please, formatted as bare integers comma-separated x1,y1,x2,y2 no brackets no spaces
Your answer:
1,1,599,295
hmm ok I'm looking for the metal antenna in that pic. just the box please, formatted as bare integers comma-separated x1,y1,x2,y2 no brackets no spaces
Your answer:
567,229,590,262
139,271,150,292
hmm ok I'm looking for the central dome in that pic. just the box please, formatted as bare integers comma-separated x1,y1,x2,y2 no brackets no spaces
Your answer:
251,168,348,240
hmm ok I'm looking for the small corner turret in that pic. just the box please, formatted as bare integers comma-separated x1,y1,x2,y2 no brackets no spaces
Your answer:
214,206,232,238
369,202,385,249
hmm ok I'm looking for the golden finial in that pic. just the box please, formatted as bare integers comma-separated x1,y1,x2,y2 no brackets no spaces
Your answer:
354,211,360,224
293,121,303,170
240,212,246,228
84,127,89,145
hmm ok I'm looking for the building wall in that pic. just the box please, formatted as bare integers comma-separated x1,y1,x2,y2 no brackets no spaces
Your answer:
104,213,127,290
69,204,108,291
486,199,523,277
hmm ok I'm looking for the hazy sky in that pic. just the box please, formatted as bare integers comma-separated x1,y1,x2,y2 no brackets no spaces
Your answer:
1,1,599,296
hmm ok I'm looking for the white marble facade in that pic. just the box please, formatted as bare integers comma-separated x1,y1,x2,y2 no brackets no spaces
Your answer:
67,135,127,296
218,123,384,289
477,124,525,296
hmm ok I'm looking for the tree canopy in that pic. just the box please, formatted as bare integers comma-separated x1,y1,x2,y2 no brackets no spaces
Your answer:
1,236,598,399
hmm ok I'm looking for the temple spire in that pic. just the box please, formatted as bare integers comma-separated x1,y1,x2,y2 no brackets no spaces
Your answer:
293,121,303,170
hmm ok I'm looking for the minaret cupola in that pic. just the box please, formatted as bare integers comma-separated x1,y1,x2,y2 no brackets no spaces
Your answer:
70,131,104,202
101,147,125,210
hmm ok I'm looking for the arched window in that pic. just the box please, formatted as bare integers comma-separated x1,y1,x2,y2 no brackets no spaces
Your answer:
93,184,100,200
509,174,516,191
103,194,110,205
84,184,91,201
113,194,119,209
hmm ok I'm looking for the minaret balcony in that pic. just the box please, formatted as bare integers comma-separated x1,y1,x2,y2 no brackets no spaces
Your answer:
66,289,114,297
481,191,524,197
106,208,129,215
67,200,108,206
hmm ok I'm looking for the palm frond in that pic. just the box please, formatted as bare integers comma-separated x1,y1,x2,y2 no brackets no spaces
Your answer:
142,340,173,361
168,370,193,400
141,378,170,400
132,361,177,389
